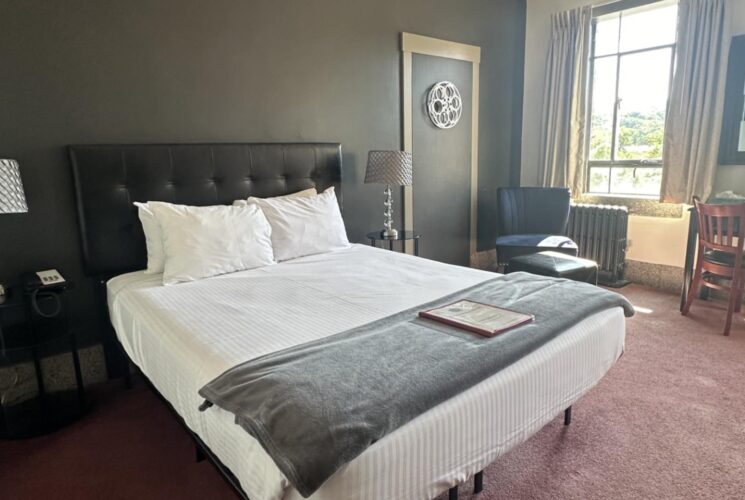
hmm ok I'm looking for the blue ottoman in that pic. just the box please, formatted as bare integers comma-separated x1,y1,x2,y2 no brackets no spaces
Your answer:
507,251,598,285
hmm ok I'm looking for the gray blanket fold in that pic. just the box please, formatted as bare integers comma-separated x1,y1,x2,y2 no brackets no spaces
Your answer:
198,272,634,497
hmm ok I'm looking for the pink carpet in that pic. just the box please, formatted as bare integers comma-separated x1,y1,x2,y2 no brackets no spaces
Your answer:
2,284,744,499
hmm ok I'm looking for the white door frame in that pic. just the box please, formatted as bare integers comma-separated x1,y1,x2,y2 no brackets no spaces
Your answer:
401,32,481,258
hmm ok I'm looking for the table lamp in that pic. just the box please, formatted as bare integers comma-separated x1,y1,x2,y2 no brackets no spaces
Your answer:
0,159,28,304
364,151,413,238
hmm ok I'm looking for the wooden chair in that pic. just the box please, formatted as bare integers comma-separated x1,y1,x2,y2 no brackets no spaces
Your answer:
682,197,745,336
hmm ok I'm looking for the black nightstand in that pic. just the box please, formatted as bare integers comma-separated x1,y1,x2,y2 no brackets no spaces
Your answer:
0,285,85,438
367,230,421,256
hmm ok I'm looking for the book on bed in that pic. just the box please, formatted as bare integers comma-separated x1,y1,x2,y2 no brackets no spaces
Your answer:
419,299,534,337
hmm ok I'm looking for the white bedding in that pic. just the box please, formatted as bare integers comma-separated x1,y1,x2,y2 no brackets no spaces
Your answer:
107,244,625,500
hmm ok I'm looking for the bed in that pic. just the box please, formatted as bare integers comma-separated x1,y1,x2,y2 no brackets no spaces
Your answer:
71,143,627,500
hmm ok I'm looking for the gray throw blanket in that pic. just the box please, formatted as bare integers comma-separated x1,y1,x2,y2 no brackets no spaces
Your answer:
199,272,634,497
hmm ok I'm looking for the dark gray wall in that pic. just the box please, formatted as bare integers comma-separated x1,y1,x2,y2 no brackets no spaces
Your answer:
0,0,525,343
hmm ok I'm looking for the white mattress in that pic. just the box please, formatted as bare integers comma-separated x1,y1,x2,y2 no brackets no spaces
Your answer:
107,244,625,500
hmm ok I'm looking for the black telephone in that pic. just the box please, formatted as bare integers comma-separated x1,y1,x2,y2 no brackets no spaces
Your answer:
23,269,68,318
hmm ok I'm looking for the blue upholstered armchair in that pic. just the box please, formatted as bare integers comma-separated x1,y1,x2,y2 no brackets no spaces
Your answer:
495,187,578,267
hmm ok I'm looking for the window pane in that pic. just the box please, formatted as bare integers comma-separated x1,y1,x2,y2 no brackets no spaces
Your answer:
616,48,672,160
619,2,678,52
610,167,662,196
594,13,620,56
589,167,610,193
589,56,617,161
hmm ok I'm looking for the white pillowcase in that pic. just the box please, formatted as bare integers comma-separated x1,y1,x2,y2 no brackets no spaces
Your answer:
248,187,349,261
136,190,313,274
232,187,317,207
134,202,166,274
148,202,275,285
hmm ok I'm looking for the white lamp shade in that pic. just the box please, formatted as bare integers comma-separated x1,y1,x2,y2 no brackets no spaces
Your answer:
0,159,28,214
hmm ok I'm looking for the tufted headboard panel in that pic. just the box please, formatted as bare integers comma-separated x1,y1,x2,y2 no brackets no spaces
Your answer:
70,143,342,276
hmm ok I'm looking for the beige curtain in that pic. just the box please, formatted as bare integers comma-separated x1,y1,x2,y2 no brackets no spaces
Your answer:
661,0,729,204
538,5,592,196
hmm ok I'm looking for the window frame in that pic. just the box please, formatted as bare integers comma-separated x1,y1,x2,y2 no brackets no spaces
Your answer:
586,0,678,197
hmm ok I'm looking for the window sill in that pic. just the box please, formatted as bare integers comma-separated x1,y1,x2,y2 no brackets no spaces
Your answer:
574,194,684,218
586,192,659,200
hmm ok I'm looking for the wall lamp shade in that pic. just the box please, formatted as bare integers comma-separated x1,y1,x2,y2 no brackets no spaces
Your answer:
364,151,413,186
0,159,28,214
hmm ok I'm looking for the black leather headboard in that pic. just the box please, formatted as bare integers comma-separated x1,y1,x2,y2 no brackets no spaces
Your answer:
70,143,342,276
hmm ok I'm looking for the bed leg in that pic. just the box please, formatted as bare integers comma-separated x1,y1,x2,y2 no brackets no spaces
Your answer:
195,444,206,463
448,485,458,500
123,363,132,389
474,471,484,493
564,406,572,426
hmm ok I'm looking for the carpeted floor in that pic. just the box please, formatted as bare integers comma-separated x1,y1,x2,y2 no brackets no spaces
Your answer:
2,284,745,500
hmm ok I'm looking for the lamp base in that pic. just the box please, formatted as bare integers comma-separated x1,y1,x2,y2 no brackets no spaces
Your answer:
381,184,398,239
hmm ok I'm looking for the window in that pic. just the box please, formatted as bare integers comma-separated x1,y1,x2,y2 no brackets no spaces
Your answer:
587,1,678,196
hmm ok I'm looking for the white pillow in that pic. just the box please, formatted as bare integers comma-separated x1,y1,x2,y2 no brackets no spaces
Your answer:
134,202,166,274
248,187,349,261
232,187,317,207
148,202,275,285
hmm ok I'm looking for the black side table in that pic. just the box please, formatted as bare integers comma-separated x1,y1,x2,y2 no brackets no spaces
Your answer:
0,285,85,438
367,230,421,256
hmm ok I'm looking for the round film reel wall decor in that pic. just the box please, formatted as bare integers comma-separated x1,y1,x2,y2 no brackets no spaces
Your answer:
426,81,462,129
